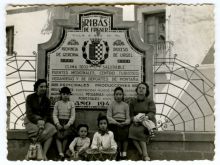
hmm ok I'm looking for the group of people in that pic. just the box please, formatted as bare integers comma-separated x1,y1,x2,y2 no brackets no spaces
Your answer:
24,79,156,161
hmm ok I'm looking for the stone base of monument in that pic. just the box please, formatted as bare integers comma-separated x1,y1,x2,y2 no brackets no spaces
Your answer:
7,130,214,161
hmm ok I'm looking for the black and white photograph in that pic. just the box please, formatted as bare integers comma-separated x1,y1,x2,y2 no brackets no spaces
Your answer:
1,0,219,164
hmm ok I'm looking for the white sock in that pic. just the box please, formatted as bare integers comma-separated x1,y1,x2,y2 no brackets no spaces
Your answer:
122,152,127,157
59,153,64,157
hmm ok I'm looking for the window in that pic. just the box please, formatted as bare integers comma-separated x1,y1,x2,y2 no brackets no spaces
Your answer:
6,26,14,55
144,13,165,44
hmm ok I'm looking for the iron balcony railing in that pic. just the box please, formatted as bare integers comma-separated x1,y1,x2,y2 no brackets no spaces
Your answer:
153,41,174,65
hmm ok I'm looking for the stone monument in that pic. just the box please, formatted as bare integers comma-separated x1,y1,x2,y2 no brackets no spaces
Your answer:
38,6,154,130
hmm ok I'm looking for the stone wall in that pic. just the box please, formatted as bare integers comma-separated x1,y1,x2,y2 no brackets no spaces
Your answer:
7,130,214,161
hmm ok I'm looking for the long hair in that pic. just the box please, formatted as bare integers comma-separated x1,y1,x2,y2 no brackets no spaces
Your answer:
135,82,150,97
34,79,47,92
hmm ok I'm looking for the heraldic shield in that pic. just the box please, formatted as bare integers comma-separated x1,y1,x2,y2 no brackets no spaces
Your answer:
89,41,103,60
82,37,109,65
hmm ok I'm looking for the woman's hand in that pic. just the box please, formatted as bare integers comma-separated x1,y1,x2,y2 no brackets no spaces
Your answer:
37,120,45,129
144,115,149,121
139,115,145,122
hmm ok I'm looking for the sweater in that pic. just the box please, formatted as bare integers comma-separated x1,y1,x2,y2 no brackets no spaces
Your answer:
107,100,130,124
130,97,156,124
53,100,75,126
69,137,90,152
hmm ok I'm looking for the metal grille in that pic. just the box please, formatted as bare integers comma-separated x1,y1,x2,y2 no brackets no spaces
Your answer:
154,55,214,131
6,52,37,129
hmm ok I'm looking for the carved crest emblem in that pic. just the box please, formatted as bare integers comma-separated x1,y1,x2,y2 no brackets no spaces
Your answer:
82,31,109,66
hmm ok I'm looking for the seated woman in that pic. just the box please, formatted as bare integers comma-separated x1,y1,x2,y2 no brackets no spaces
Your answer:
24,79,57,160
129,82,156,161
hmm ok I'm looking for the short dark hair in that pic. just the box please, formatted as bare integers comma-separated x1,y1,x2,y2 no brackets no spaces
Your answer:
34,79,47,92
135,82,150,97
77,124,89,133
97,113,108,126
114,86,124,100
59,86,72,94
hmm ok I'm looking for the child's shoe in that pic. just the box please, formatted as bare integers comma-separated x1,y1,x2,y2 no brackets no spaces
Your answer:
58,153,65,161
120,156,128,160
143,156,151,161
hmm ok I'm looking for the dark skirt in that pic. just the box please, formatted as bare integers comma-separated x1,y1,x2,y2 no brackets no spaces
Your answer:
108,121,129,141
56,119,76,139
128,122,150,142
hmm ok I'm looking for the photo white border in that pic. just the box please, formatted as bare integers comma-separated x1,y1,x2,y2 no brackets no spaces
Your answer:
1,0,219,165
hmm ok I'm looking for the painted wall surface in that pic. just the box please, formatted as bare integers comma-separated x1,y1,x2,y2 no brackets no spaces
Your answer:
167,5,215,66
6,9,52,55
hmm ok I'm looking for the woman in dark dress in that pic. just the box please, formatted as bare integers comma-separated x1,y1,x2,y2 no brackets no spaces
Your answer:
24,79,57,160
128,82,156,161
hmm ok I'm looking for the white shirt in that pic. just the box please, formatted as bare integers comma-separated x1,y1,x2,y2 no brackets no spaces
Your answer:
91,131,117,150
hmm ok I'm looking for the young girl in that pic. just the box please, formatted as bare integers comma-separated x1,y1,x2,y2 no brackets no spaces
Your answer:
53,86,76,160
90,114,117,154
68,124,90,160
107,87,130,159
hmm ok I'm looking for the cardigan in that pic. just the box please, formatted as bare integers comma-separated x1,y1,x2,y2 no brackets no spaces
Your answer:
91,131,117,150
25,93,51,124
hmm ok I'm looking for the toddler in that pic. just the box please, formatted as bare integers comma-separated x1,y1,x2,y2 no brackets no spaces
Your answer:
68,124,90,160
